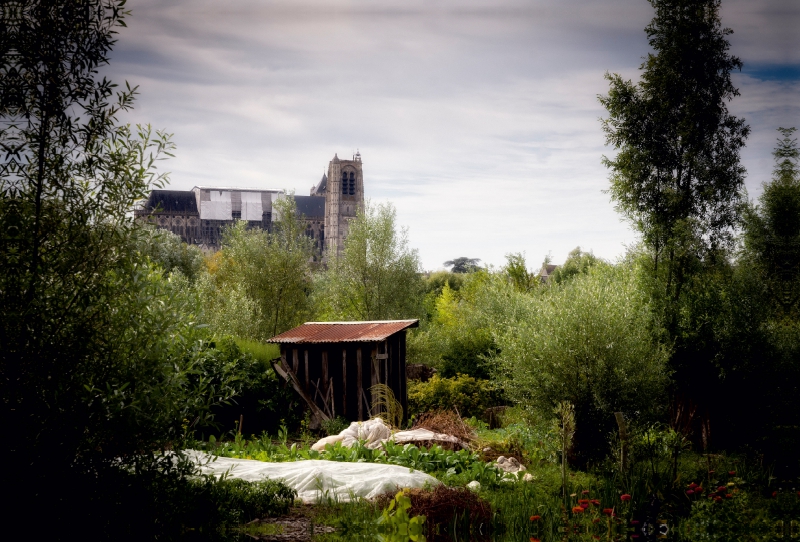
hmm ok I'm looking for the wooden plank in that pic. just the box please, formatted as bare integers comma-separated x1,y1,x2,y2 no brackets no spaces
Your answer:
322,350,329,395
357,348,363,420
342,349,347,417
371,346,379,387
292,348,298,373
270,358,330,425
304,350,309,392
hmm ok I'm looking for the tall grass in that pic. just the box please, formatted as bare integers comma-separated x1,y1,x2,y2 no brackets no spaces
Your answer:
234,338,280,363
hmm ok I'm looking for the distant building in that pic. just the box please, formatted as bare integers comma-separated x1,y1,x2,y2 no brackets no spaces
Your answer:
539,264,559,283
134,152,365,258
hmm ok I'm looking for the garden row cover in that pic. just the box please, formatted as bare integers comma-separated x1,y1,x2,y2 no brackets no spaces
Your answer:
190,453,440,503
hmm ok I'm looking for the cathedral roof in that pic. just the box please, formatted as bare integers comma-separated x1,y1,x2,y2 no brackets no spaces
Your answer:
293,195,325,218
141,190,198,214
314,173,327,193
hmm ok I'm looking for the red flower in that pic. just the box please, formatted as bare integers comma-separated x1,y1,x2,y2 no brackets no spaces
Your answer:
572,506,585,514
688,482,698,489
725,494,733,498
582,490,590,495
620,494,632,502
590,499,601,506
772,491,778,497
713,496,722,502
530,538,540,542
530,515,541,522
695,486,704,493
630,520,640,525
717,486,727,492
578,499,590,504
592,518,601,524
602,508,615,515
686,489,694,495
728,470,736,476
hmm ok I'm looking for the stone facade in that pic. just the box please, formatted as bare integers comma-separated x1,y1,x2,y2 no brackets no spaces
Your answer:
134,152,365,258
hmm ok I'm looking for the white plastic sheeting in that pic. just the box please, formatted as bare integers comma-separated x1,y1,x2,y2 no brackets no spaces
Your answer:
240,192,263,221
311,418,391,451
190,453,439,503
310,419,468,451
200,190,232,220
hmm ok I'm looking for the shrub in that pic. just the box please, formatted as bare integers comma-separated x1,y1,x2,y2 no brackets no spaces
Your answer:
408,374,502,419
321,416,351,436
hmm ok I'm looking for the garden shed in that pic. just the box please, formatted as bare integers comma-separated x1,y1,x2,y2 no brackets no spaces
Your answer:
268,320,418,426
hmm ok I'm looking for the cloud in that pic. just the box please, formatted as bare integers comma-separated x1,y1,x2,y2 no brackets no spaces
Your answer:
108,0,800,268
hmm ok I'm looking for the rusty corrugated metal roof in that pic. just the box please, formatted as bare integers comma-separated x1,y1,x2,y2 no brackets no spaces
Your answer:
268,320,419,344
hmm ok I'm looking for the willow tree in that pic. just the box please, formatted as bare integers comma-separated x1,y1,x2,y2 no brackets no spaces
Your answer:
599,0,749,330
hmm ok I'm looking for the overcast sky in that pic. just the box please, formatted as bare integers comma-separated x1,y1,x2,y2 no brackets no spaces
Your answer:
108,0,800,270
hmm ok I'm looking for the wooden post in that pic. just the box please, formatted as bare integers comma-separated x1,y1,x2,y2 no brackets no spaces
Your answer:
322,350,329,396
371,346,379,387
342,349,347,417
357,348,363,420
304,350,309,392
292,348,299,373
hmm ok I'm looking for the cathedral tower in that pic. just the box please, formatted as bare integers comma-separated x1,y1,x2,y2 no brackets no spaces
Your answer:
325,151,364,258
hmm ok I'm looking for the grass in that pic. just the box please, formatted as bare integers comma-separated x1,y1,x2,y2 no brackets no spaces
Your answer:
234,338,280,363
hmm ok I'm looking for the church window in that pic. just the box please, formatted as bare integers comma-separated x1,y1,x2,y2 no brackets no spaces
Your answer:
349,172,356,195
341,172,347,194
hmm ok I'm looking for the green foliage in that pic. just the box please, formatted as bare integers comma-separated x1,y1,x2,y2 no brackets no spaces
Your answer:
504,252,539,293
599,0,749,343
184,477,297,528
197,197,315,341
196,337,301,437
493,263,671,464
408,374,502,419
201,434,502,485
549,247,600,284
134,225,204,281
317,201,424,321
234,338,281,364
370,383,404,428
321,415,351,437
377,490,426,542
443,257,482,274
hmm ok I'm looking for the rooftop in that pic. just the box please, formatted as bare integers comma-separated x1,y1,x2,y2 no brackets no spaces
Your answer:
268,320,419,344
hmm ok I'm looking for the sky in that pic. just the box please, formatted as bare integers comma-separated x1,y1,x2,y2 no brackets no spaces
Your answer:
108,0,800,271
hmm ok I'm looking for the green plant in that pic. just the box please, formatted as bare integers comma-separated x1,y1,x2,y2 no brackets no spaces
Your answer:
553,401,575,499
376,490,426,542
320,416,351,437
407,374,501,419
370,383,404,428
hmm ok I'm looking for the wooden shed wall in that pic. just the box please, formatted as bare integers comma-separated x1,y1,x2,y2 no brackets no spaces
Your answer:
279,331,407,423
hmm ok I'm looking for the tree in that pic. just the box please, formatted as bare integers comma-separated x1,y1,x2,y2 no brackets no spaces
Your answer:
198,196,314,340
550,247,600,284
1,2,243,534
319,201,423,321
599,0,749,330
743,128,800,317
444,257,482,273
493,263,671,465
504,252,538,293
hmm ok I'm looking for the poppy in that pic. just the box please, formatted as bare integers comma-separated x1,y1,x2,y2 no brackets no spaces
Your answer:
620,494,632,501
591,499,601,506
728,470,736,475
572,506,585,514
602,508,615,515
530,538,540,542
717,486,727,492
688,482,698,489
713,496,722,502
725,494,733,498
686,489,694,495
578,499,590,504
530,515,541,522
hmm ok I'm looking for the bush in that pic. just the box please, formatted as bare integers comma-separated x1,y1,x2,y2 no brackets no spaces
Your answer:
408,374,502,419
321,416,351,436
